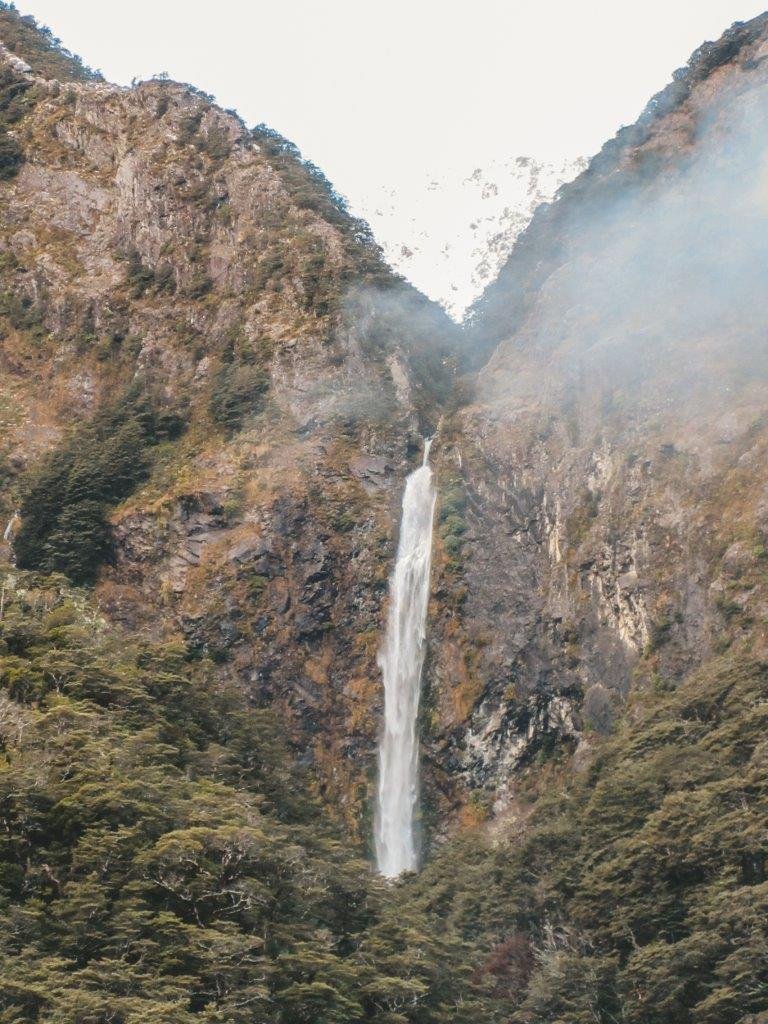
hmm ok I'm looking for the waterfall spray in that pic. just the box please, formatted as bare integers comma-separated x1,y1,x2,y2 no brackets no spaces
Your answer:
375,439,436,878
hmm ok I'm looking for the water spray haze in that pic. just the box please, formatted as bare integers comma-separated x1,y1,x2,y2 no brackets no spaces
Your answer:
472,41,768,438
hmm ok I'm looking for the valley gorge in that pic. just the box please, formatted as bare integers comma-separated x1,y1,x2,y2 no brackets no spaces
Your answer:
0,4,768,1022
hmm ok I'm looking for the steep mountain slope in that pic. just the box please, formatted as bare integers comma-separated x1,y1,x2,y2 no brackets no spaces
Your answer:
398,12,768,1024
424,11,768,810
0,3,458,835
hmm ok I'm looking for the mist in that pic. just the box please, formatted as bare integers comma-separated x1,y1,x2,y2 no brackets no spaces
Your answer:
474,33,768,445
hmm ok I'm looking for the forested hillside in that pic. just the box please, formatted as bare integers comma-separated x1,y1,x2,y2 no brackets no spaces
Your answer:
0,572,496,1022
1,4,768,1022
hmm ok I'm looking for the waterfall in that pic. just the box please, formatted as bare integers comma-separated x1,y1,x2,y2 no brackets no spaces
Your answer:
3,512,19,545
375,438,436,878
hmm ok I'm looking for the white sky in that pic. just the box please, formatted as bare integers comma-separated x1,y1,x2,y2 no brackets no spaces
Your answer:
15,1,768,314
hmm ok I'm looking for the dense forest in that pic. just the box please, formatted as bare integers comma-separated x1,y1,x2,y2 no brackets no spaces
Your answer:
0,573,491,1023
3,573,767,1022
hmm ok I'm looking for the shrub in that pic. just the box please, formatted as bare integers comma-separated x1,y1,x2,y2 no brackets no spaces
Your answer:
0,131,22,180
648,617,673,652
184,271,212,299
715,594,743,621
0,287,45,339
209,362,269,434
0,4,99,81
14,388,186,584
154,260,176,294
333,507,356,533
123,248,156,297
0,54,57,182
178,110,202,144
0,575,494,1022
246,572,268,600
438,476,468,568
203,125,231,160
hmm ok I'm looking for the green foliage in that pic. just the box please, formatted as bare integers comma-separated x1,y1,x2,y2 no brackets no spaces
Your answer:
154,261,176,295
123,247,157,297
0,450,14,492
0,575,495,1022
332,507,356,533
438,478,466,539
121,248,180,299
209,358,269,434
0,64,32,180
0,4,100,82
400,652,768,1023
177,111,203,144
716,594,743,622
245,572,268,600
437,475,467,579
251,125,355,232
201,125,231,161
566,487,601,549
14,388,186,584
183,271,212,299
298,237,332,313
647,617,673,652
0,130,22,179
0,286,45,338
0,64,31,122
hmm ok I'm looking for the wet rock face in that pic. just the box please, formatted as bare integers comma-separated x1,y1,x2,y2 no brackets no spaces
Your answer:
113,492,230,593
419,16,768,821
423,413,768,819
98,435,416,831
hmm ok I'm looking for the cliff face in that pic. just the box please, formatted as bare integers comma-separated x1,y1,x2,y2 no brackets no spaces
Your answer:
423,13,768,820
0,9,457,836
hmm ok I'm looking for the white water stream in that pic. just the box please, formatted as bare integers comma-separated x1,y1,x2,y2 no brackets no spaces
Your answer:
374,439,436,877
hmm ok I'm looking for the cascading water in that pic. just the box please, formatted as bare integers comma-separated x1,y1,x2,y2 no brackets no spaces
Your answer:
3,511,18,544
375,438,436,878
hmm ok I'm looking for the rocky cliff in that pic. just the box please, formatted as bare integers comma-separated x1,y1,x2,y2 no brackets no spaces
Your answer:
0,4,459,839
421,12,768,827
